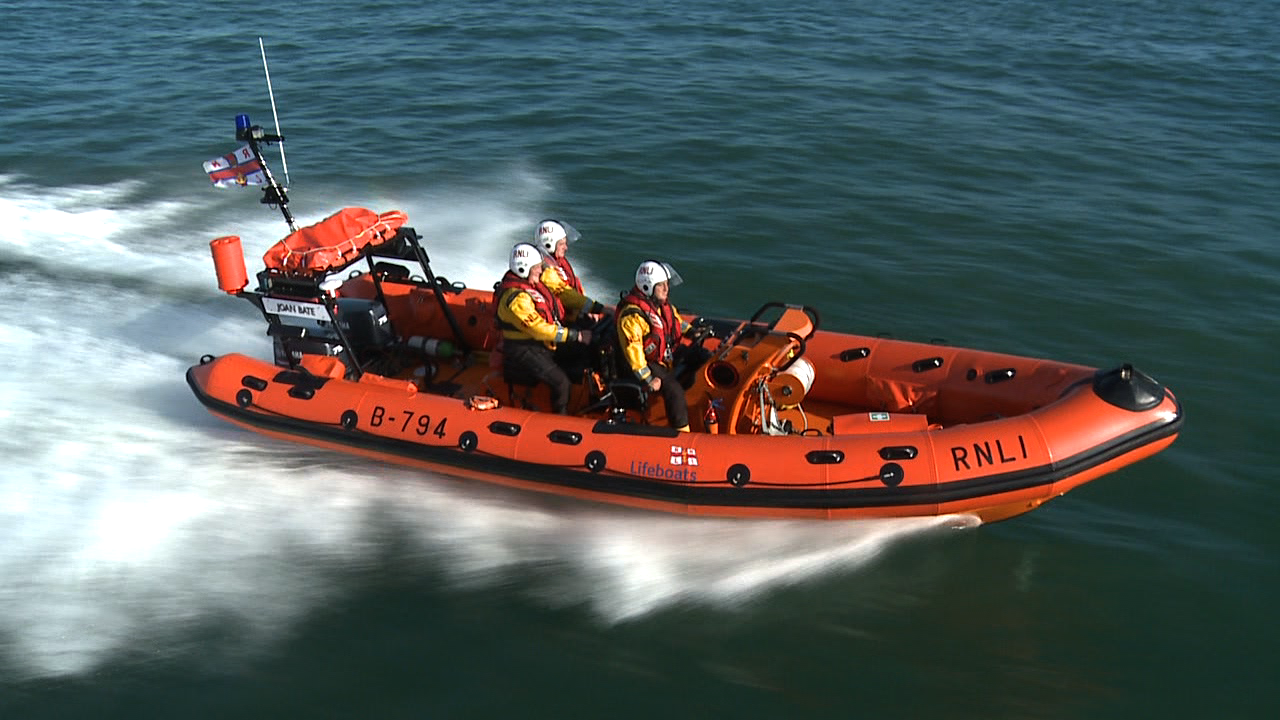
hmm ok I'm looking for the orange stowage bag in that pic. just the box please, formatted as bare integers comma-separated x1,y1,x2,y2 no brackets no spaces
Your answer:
866,377,938,414
262,207,408,274
297,354,346,379
358,372,418,394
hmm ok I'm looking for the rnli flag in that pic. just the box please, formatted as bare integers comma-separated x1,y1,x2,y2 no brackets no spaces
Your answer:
203,145,266,187
669,445,698,466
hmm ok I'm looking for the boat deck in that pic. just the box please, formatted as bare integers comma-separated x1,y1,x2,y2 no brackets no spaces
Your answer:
400,351,852,435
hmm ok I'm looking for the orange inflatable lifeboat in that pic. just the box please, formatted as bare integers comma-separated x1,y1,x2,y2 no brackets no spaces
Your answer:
188,122,1182,523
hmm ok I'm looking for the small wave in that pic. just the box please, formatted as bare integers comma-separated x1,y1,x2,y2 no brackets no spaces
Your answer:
0,174,218,297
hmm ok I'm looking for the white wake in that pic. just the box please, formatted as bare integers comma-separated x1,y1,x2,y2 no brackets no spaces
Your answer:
0,173,978,680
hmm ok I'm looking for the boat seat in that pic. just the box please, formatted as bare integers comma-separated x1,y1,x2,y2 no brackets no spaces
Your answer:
503,364,542,411
606,379,648,412
579,377,649,421
497,338,588,412
577,315,654,419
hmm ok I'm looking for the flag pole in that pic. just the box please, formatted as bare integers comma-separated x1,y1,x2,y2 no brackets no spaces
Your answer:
259,37,290,186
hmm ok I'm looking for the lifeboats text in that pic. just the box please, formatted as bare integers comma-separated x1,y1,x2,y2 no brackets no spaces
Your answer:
631,460,697,482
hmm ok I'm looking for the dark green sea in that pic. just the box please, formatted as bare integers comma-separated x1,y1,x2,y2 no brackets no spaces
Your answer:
2,0,1276,717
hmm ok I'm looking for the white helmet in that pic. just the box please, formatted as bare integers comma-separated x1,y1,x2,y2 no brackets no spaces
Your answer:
635,260,683,297
509,243,542,279
534,219,580,254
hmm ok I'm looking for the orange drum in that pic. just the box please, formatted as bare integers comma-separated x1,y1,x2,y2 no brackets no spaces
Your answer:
210,235,248,294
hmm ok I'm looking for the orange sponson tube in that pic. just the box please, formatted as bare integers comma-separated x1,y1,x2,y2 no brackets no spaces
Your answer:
210,235,248,294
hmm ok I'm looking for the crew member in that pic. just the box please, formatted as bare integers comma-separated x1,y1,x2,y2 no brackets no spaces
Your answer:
616,260,690,432
494,243,592,414
534,219,608,325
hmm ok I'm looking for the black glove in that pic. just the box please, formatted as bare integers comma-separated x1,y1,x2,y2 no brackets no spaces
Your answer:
684,316,711,338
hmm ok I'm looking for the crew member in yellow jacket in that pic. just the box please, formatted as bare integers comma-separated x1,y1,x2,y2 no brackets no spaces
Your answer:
534,218,609,326
493,243,593,414
616,260,690,432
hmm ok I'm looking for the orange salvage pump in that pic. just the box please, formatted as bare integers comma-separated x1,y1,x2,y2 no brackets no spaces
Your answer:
188,207,1183,523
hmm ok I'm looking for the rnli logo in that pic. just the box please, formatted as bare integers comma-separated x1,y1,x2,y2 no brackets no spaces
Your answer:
669,445,698,466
